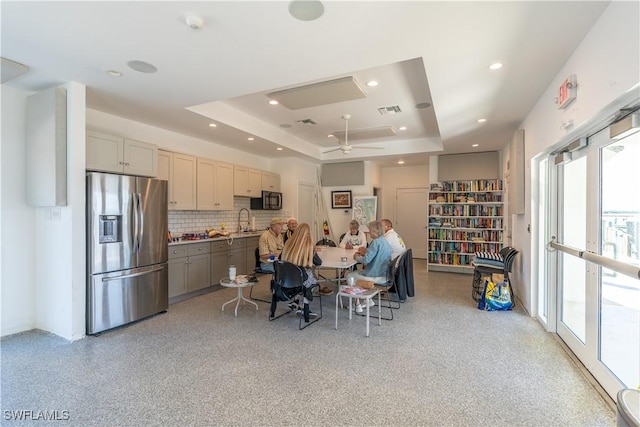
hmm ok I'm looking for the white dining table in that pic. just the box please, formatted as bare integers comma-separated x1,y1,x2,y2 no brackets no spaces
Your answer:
315,246,358,286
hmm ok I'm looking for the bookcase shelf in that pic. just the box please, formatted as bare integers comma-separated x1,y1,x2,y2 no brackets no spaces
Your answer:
428,179,504,273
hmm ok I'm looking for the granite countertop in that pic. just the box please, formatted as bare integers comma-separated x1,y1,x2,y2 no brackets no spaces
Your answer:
168,231,263,246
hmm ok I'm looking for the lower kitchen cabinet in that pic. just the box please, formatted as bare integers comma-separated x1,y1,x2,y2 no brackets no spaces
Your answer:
168,243,211,298
169,237,256,301
210,238,247,284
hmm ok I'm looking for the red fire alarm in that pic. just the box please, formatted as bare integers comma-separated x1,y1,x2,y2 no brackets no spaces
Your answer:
557,74,577,109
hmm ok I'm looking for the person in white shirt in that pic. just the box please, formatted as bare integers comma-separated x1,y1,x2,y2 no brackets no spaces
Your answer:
381,219,406,260
338,220,367,250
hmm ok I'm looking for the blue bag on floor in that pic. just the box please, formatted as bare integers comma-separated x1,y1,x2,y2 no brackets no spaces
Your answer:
478,280,513,311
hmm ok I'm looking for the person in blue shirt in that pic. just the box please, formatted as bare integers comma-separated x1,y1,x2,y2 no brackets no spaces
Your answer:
346,220,392,313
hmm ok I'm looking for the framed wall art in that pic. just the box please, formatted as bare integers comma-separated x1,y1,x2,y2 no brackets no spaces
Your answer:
352,196,377,231
331,190,352,209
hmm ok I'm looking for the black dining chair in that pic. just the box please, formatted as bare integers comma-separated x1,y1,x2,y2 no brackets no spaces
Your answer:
249,247,273,303
315,238,336,247
471,247,518,302
269,260,322,329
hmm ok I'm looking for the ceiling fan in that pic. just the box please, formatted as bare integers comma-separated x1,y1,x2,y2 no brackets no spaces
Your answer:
323,114,385,155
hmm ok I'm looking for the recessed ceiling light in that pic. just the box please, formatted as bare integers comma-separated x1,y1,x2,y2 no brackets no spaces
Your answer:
366,80,379,87
477,118,487,123
106,70,122,77
127,60,157,73
276,147,283,151
397,160,405,165
399,126,407,131
269,100,278,105
328,134,335,138
489,62,503,70
209,123,217,128
472,144,479,147
247,137,254,141
289,0,324,21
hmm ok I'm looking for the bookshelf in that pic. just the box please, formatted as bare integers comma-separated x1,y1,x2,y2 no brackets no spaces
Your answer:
428,179,504,273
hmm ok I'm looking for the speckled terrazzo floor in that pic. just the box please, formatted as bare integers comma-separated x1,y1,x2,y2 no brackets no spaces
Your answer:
1,260,615,426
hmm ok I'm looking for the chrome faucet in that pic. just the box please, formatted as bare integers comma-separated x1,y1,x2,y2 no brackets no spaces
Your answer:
238,208,250,232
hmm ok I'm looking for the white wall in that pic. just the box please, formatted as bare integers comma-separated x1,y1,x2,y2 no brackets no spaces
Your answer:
1,82,86,340
318,161,376,242
273,157,319,216
1,85,36,335
515,1,640,316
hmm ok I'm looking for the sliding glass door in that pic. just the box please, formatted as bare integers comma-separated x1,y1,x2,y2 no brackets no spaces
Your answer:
553,124,639,398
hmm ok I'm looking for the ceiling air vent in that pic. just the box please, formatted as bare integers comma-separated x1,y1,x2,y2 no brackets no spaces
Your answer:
296,118,317,125
378,105,402,115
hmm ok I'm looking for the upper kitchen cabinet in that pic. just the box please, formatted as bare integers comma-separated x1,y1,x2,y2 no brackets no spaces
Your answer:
197,158,234,210
158,150,197,210
261,171,280,192
86,131,157,177
233,166,262,197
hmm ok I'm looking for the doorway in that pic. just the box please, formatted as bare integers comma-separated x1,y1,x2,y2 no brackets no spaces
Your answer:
395,187,428,258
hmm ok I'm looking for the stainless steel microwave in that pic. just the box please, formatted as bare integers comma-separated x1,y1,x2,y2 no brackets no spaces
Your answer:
250,191,282,210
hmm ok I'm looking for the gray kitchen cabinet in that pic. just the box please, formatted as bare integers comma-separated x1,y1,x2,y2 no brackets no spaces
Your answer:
229,247,245,274
168,243,211,298
186,253,210,292
210,239,246,283
168,255,188,298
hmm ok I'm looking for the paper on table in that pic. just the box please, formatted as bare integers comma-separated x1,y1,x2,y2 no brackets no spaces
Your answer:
234,275,249,284
339,285,366,295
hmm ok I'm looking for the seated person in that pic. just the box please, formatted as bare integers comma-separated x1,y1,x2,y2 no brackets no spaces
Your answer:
381,219,406,260
346,220,392,313
280,223,321,317
338,220,367,250
283,217,298,243
258,217,286,273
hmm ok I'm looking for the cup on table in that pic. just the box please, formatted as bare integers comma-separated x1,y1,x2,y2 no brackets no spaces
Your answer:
229,265,236,281
340,256,348,262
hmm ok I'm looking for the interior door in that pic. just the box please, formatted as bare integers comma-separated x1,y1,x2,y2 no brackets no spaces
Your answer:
395,187,428,259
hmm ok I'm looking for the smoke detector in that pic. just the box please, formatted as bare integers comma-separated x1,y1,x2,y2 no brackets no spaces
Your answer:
185,15,204,30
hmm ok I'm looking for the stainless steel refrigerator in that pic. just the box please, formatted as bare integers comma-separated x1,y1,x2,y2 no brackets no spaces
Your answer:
86,172,168,334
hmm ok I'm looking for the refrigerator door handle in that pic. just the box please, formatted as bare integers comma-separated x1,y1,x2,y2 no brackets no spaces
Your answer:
137,192,144,253
131,193,138,252
101,265,165,282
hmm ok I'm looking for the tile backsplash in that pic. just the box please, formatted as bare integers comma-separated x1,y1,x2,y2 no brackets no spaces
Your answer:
168,197,292,236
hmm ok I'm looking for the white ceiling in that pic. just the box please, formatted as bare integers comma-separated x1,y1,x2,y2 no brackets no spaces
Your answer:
1,1,609,167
